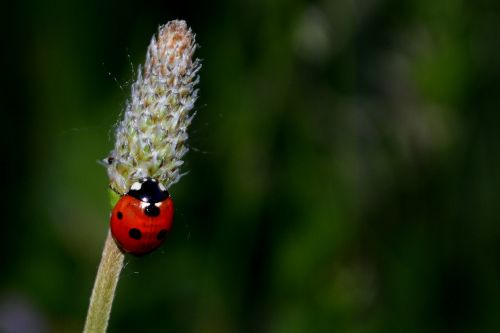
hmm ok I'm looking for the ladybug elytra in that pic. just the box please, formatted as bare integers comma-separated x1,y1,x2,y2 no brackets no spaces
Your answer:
110,177,174,255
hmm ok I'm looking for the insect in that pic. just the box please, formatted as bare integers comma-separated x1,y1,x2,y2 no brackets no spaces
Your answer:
110,177,174,255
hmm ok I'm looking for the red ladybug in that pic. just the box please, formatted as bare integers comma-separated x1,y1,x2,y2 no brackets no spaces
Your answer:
110,177,174,255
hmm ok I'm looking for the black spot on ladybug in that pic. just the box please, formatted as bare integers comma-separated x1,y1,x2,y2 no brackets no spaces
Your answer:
129,228,142,240
144,204,160,217
157,229,167,240
127,177,169,203
117,212,123,219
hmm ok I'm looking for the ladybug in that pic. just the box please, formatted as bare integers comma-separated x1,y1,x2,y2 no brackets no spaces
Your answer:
110,177,174,255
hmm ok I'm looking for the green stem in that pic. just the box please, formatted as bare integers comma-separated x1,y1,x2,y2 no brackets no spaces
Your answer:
83,190,124,333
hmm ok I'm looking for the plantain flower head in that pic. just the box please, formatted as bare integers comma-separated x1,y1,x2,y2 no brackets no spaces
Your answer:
105,20,201,194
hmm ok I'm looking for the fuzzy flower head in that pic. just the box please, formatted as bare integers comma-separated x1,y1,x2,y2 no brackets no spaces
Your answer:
105,20,201,194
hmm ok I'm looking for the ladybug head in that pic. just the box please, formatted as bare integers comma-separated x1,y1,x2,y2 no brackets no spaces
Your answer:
127,177,169,203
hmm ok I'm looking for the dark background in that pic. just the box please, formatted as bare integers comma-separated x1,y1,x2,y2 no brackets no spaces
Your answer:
2,0,500,332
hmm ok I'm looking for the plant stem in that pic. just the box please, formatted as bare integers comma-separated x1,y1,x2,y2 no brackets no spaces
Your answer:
83,225,124,332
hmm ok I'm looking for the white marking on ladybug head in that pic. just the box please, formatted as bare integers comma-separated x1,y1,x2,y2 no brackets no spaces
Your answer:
140,202,150,209
131,182,142,191
155,202,162,207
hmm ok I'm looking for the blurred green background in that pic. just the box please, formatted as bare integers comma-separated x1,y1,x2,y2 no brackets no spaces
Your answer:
2,0,500,332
